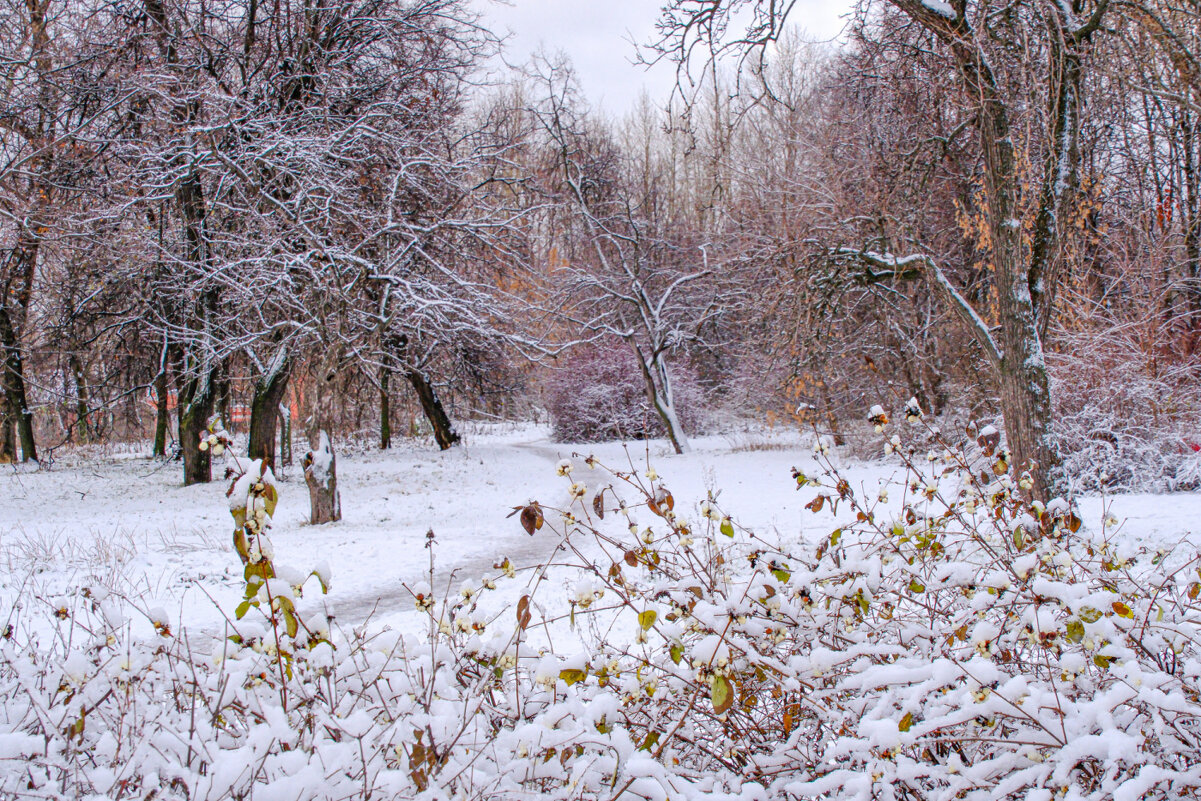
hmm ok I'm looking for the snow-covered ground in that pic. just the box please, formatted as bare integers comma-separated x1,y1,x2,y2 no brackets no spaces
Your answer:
3,424,1200,639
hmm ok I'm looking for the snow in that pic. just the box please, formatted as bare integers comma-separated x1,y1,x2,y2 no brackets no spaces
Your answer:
6,424,1201,798
921,0,957,19
0,427,806,636
3,424,1199,641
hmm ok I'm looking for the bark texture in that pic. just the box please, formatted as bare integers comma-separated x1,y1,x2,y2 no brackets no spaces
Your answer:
406,369,459,450
248,346,292,466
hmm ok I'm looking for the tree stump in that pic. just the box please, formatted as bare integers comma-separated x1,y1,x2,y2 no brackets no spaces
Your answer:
303,430,341,524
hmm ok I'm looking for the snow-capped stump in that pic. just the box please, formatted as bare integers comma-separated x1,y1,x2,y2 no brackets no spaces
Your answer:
302,430,341,524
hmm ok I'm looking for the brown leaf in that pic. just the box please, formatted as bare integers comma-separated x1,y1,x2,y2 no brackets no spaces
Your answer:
519,503,543,536
805,495,825,513
517,595,532,630
624,550,639,567
592,490,605,519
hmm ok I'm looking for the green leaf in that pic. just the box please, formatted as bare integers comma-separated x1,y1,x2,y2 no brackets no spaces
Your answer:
908,580,925,594
830,529,842,546
639,731,661,752
638,610,657,631
1079,607,1103,623
720,518,734,538
261,484,278,518
1013,528,1025,550
771,567,791,583
899,712,914,732
710,674,734,715
670,644,684,665
1064,620,1084,643
310,568,330,594
235,600,254,620
559,668,587,686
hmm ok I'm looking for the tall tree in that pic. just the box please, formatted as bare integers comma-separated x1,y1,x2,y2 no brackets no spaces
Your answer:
653,0,1115,498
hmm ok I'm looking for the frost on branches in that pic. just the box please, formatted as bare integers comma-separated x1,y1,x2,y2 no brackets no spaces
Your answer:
545,340,706,443
2,408,1201,799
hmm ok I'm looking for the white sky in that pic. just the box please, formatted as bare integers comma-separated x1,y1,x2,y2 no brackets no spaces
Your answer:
481,0,854,114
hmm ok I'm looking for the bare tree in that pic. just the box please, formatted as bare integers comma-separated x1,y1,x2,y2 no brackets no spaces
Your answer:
529,64,738,453
652,0,1117,498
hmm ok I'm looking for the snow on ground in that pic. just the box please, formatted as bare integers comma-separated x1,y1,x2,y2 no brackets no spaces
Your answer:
2,424,1200,639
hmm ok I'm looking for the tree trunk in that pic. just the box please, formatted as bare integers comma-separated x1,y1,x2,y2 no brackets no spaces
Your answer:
0,306,36,462
406,369,460,450
153,362,170,457
0,391,15,464
380,367,392,449
630,342,690,455
280,402,292,466
996,341,1058,502
69,353,90,445
248,345,292,466
178,364,216,485
303,430,341,524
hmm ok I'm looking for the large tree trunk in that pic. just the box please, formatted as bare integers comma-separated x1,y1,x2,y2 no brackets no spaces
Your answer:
943,14,1078,500
303,430,341,524
178,363,216,485
379,367,392,449
248,345,292,466
0,306,36,462
406,368,460,450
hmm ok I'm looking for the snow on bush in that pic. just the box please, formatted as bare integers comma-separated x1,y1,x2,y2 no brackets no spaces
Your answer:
1052,332,1201,493
4,410,1201,799
545,340,705,442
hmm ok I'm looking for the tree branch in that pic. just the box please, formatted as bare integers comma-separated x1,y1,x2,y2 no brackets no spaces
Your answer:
833,248,1003,368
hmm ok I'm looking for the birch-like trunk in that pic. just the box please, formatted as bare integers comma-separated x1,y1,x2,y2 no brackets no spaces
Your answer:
631,342,690,454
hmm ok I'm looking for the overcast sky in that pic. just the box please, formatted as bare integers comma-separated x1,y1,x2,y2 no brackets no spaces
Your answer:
481,0,854,114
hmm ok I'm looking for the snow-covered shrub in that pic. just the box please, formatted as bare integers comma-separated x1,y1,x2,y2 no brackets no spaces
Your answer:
484,419,1201,800
545,341,705,442
5,406,1201,799
1052,332,1201,492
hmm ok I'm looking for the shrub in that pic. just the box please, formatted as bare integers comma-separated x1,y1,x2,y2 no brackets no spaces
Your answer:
544,340,705,442
4,402,1201,799
1052,330,1201,492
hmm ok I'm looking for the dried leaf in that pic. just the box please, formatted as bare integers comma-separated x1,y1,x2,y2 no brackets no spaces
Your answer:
519,504,543,536
517,595,532,630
